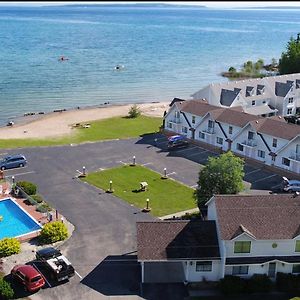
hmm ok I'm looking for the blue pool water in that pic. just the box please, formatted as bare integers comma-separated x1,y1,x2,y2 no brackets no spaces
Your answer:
0,198,42,239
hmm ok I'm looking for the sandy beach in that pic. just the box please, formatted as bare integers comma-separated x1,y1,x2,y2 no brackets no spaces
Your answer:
0,102,169,139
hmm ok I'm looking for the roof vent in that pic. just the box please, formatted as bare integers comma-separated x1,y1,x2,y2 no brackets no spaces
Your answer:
256,120,259,123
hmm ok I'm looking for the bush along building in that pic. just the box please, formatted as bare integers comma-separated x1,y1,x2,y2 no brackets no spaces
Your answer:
164,98,300,174
136,194,300,283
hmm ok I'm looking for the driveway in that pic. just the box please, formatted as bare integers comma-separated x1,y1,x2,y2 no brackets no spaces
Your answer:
0,134,287,299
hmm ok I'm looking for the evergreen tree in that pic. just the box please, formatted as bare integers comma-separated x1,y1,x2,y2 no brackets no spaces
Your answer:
279,34,300,74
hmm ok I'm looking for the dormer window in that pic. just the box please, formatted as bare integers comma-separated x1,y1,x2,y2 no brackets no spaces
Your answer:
248,131,254,140
296,240,300,252
229,126,233,134
175,111,180,118
257,84,265,95
288,97,294,104
192,116,196,124
234,241,251,253
208,120,214,129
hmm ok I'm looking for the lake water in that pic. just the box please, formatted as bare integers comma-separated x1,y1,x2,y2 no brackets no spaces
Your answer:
0,5,300,125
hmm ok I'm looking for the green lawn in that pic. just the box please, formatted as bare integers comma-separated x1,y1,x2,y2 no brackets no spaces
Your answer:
82,165,197,217
0,116,162,149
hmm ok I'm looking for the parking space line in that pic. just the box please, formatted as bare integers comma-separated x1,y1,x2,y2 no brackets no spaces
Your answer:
245,168,262,176
142,163,152,166
190,184,198,188
32,263,52,288
174,146,197,153
253,174,278,183
0,152,8,156
119,161,127,165
157,141,168,145
271,183,282,190
188,150,208,157
75,271,83,279
6,171,35,177
166,172,176,176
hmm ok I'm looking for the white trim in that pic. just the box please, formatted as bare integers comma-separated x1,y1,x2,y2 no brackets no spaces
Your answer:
0,197,42,239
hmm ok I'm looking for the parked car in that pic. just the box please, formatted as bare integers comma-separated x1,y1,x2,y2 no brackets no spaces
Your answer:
11,264,45,292
0,154,27,170
36,247,75,282
167,135,189,150
281,176,300,192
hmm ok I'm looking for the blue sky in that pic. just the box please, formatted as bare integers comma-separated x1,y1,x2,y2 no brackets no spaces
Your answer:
2,1,300,8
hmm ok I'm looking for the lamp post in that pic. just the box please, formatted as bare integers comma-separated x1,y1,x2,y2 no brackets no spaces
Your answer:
107,180,114,193
130,155,136,166
82,166,86,176
146,198,149,210
161,167,168,179
142,198,151,212
12,176,15,184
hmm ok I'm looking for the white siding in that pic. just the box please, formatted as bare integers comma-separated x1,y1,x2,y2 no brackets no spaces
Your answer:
186,260,222,281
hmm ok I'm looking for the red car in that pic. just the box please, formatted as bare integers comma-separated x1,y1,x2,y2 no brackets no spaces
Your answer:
11,264,45,292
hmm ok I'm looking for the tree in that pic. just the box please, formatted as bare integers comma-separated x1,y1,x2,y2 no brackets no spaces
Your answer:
195,151,245,208
279,34,300,74
228,66,236,73
128,104,141,118
254,59,264,70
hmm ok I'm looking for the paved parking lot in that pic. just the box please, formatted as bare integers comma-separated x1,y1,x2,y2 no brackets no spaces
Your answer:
0,133,289,299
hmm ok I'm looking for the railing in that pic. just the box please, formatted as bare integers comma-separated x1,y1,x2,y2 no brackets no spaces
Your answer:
203,127,215,134
169,118,181,124
289,151,300,162
242,139,257,147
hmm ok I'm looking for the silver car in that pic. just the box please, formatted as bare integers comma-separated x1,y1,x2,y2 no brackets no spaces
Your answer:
281,177,300,193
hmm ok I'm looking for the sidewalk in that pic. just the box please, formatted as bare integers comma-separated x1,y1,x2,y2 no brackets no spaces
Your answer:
159,207,200,220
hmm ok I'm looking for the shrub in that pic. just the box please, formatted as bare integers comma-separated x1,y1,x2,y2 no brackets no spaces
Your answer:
276,272,300,293
36,203,51,213
247,274,272,293
0,238,21,257
128,104,141,118
0,277,14,299
16,181,37,195
40,221,68,244
218,275,246,295
31,194,43,203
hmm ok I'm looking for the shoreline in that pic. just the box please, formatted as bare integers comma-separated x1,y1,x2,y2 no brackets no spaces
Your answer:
0,100,169,140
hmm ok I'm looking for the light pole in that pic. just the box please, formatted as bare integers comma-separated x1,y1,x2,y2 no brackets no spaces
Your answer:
82,166,86,176
161,167,168,179
107,180,114,193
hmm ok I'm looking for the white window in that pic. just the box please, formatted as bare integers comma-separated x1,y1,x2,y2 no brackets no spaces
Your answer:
272,138,277,148
192,116,196,124
287,108,292,115
216,137,223,145
252,100,255,106
229,126,233,134
208,120,214,128
232,266,249,275
168,122,172,129
182,127,188,134
282,157,290,166
196,261,212,272
288,97,294,103
258,150,265,158
199,132,205,139
237,143,244,152
248,131,254,140
175,111,180,118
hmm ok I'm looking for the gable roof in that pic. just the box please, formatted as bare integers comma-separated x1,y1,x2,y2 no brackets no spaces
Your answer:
136,220,220,261
214,194,300,240
180,99,221,116
250,118,300,140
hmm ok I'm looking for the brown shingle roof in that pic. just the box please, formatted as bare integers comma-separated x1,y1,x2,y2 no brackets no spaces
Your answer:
180,99,221,116
251,118,300,140
214,109,262,128
214,194,300,240
136,220,220,261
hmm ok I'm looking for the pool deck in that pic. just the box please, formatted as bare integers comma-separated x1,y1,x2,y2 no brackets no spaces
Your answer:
0,186,62,242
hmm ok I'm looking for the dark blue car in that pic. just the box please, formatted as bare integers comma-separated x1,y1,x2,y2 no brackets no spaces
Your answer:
167,135,189,149
0,154,27,170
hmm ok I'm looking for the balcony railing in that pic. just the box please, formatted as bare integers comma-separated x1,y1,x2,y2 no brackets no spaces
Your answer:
169,118,181,124
203,127,215,134
289,151,300,162
241,139,257,147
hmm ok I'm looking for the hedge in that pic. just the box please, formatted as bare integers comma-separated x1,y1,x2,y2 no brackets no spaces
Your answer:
31,194,43,203
0,277,14,299
16,181,37,195
0,238,21,257
40,221,68,244
276,272,300,293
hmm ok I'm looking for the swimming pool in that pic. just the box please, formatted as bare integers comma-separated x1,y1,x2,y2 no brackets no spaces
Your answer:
0,198,42,239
